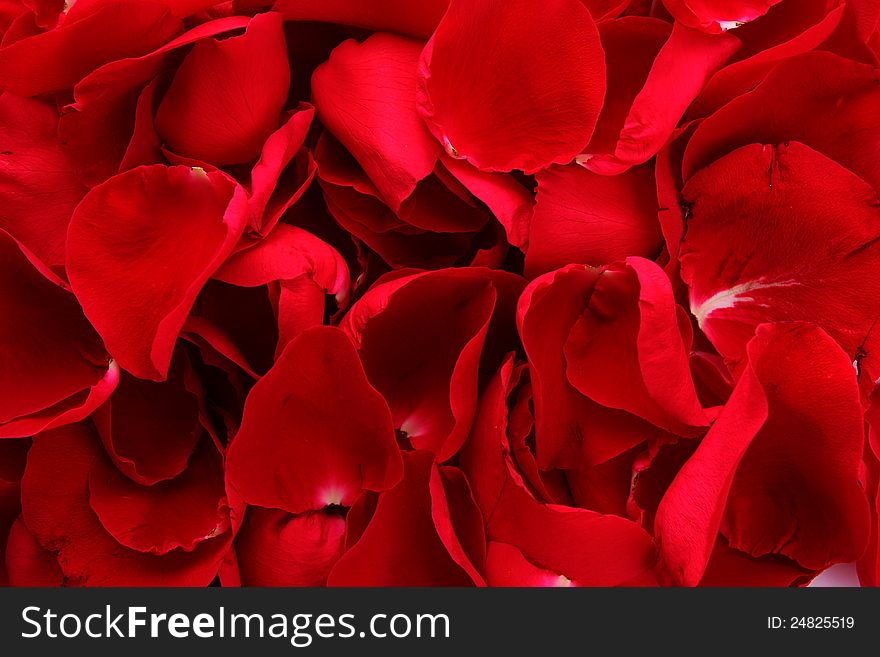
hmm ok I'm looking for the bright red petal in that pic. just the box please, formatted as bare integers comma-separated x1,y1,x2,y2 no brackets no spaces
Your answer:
417,0,606,173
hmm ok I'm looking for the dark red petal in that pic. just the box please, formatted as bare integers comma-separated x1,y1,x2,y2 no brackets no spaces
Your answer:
859,390,880,586
525,163,661,277
327,450,481,586
0,1,182,96
517,266,655,469
67,165,249,381
0,230,117,438
699,539,810,587
273,0,449,39
342,268,524,460
662,0,783,32
564,258,707,436
59,16,250,186
236,507,345,587
227,326,402,514
680,142,880,371
91,370,201,485
118,76,164,173
583,22,739,174
313,34,440,212
722,324,870,571
0,93,86,269
88,437,227,555
20,424,231,586
5,517,64,587
430,465,486,585
155,12,289,166
684,52,880,192
417,0,606,173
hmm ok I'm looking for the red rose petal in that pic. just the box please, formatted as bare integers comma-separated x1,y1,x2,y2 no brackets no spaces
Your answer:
342,268,525,460
0,1,182,96
722,324,870,571
327,450,481,586
236,507,345,587
20,424,231,586
417,0,606,173
525,163,661,277
155,12,289,166
90,370,202,485
679,142,880,373
59,16,250,186
657,323,870,585
226,326,403,514
88,437,228,555
0,93,86,270
654,353,768,586
688,1,845,117
517,265,657,469
684,52,880,192
312,33,441,212
584,21,739,174
67,165,249,381
247,103,315,235
460,360,658,586
563,258,707,436
0,230,118,438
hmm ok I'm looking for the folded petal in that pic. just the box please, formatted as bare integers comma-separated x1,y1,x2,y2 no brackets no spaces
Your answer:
564,257,707,435
227,326,403,514
341,268,525,460
417,0,606,173
155,12,289,166
67,165,249,381
584,21,739,174
59,16,250,186
525,163,661,277
518,265,661,469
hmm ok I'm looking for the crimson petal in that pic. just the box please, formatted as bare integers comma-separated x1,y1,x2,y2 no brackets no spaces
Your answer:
226,326,402,514
67,165,249,381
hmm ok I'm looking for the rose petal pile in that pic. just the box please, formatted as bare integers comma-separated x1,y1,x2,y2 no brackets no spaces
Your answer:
1,0,878,587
